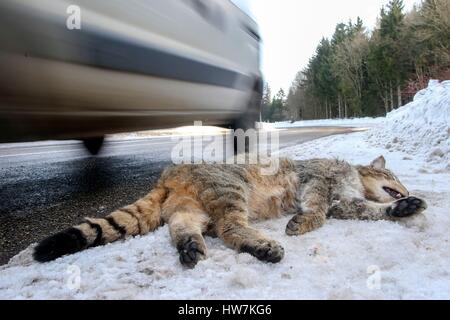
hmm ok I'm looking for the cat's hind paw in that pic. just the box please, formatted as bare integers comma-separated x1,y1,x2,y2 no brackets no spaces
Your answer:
177,235,207,269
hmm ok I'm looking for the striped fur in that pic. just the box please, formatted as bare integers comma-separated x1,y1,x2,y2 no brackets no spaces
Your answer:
34,186,167,262
34,156,427,267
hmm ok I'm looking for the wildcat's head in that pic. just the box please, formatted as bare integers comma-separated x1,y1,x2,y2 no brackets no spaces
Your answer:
357,156,409,203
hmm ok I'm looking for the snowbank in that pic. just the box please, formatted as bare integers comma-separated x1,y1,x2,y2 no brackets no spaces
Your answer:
367,80,450,172
0,81,448,300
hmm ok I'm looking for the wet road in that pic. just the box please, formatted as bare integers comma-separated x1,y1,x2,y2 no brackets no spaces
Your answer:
0,126,357,264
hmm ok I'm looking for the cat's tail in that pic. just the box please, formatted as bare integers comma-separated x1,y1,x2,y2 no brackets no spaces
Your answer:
33,185,167,262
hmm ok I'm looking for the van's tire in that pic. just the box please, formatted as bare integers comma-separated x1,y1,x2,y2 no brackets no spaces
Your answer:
231,79,263,132
83,136,105,155
230,79,263,154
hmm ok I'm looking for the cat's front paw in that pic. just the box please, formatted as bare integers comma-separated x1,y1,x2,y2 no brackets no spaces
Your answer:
286,214,305,236
387,196,427,218
240,239,284,263
286,213,325,236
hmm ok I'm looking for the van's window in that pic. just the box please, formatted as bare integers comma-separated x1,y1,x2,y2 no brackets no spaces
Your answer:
230,0,255,19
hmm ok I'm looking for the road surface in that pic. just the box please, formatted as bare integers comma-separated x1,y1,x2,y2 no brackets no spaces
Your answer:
0,126,358,264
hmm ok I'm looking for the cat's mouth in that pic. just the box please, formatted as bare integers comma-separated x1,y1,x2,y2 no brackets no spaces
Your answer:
383,187,404,199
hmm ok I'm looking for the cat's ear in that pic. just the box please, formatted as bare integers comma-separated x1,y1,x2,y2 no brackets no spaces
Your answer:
370,156,386,169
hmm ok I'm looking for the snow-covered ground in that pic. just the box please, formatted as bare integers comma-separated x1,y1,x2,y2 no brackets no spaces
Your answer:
272,117,384,129
0,81,449,300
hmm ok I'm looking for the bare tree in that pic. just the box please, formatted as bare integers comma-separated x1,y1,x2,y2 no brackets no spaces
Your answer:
332,32,370,116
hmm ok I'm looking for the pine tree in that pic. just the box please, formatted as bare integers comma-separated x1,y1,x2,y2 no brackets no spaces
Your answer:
286,0,449,121
261,83,272,122
270,89,287,122
379,0,407,109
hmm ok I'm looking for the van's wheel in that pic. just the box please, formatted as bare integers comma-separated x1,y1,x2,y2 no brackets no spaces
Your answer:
230,79,263,154
83,136,105,155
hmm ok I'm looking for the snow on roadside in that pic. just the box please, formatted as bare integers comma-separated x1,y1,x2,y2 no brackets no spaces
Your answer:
273,117,384,129
367,80,450,173
109,125,229,140
110,122,282,141
0,81,449,300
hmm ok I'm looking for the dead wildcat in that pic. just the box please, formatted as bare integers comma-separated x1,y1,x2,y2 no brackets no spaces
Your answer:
34,156,427,268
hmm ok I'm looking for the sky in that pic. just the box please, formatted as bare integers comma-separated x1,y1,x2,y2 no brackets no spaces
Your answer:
237,0,421,94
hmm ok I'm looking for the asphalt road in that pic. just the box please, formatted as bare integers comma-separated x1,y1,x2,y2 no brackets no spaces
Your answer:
0,126,357,265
